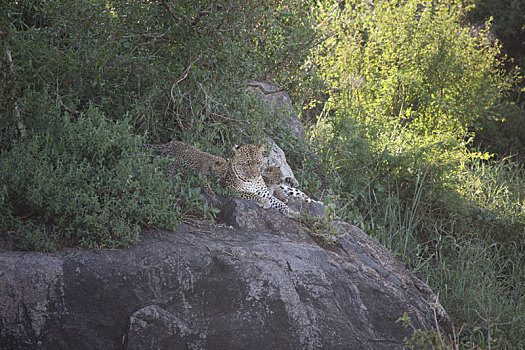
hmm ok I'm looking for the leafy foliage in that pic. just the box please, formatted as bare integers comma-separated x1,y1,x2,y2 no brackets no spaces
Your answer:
466,0,525,158
1,101,181,250
296,0,525,347
0,0,315,145
468,0,525,66
314,1,512,132
0,0,312,250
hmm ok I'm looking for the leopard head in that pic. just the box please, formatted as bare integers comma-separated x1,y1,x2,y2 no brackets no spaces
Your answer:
212,158,229,179
231,144,265,180
262,166,283,186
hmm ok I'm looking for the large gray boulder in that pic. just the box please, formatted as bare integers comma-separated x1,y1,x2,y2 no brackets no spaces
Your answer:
247,78,329,192
0,197,449,350
247,79,305,140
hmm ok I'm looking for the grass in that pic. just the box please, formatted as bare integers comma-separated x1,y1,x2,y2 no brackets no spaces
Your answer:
330,154,525,349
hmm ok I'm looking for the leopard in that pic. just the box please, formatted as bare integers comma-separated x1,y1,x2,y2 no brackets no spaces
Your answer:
224,144,298,217
262,166,323,205
153,141,228,200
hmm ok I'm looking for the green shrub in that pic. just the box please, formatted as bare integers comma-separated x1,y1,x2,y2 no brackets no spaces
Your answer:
0,0,318,252
467,0,525,68
474,103,525,159
0,103,181,250
313,0,512,135
300,1,525,347
1,0,314,146
466,0,525,158
304,0,518,239
301,1,515,234
0,184,13,232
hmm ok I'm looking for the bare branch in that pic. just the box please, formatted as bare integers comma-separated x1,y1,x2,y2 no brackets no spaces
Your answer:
492,315,522,327
56,93,77,115
4,39,26,138
167,59,199,130
121,33,167,39
160,0,188,23
247,82,287,95
192,5,213,25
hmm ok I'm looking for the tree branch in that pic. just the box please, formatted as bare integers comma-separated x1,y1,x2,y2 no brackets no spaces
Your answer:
4,39,26,138
247,82,287,95
160,0,188,23
192,5,213,26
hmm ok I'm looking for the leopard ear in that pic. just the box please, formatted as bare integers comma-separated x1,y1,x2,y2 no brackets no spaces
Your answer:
232,145,240,155
258,144,266,154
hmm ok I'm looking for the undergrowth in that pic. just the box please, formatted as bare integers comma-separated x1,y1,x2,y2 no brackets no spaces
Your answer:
0,102,182,250
294,1,525,348
0,0,312,248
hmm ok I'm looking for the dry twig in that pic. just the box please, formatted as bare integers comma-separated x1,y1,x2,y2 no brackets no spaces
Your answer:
247,81,287,95
4,39,26,137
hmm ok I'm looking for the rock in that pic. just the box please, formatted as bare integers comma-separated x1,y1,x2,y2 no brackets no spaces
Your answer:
247,79,303,187
288,200,326,218
0,200,450,350
263,138,299,187
219,196,305,235
125,305,206,350
248,78,329,192
247,79,305,140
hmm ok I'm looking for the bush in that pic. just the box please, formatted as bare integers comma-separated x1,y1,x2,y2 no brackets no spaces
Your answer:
474,103,525,159
313,0,512,133
304,0,517,232
1,0,315,146
467,0,525,69
0,0,320,251
0,102,181,250
300,1,525,347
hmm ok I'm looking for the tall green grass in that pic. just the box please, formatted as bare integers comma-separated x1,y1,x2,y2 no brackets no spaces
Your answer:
321,153,525,348
295,1,525,347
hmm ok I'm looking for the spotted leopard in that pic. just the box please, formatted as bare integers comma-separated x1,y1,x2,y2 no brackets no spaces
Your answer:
224,144,298,217
153,141,228,200
262,166,323,205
